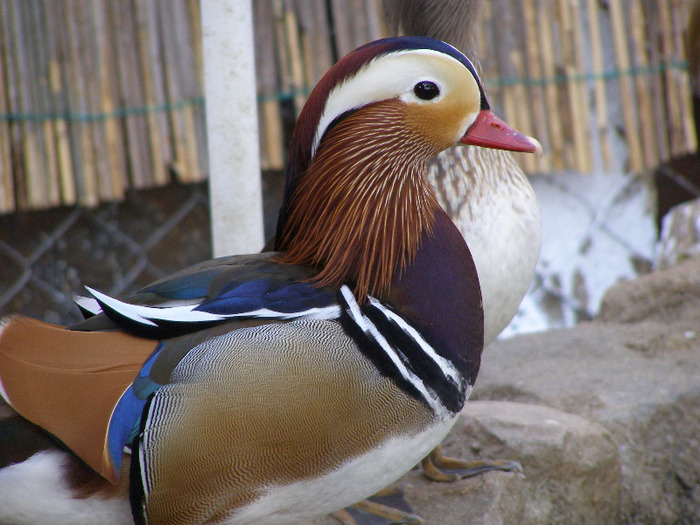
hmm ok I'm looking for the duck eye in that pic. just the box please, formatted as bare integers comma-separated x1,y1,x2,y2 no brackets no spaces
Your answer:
413,81,440,100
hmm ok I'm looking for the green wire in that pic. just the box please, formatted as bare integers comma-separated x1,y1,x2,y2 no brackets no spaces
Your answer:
0,97,205,123
485,60,689,88
0,60,689,123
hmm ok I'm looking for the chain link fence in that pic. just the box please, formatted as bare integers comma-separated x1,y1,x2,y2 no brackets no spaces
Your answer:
0,171,286,326
0,167,670,338
0,182,211,324
0,1,697,337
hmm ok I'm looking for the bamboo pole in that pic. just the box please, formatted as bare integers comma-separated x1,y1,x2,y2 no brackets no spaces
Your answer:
299,6,315,95
112,0,152,189
4,0,28,208
188,0,204,91
82,0,117,202
571,0,592,172
629,0,658,170
93,0,126,199
254,0,285,170
283,2,306,116
473,0,487,62
586,0,613,171
657,0,685,157
158,1,189,183
295,0,334,85
644,2,671,163
27,0,61,207
557,0,586,172
187,0,208,179
273,0,292,104
13,0,45,208
44,0,76,206
609,0,644,173
65,0,99,207
134,0,167,186
365,0,384,41
522,0,551,172
331,0,353,57
0,1,16,212
538,0,565,170
142,1,174,180
670,1,697,153
350,1,370,49
491,0,533,171
477,0,499,105
171,0,202,182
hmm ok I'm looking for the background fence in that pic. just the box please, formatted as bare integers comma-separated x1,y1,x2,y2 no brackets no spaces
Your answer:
0,0,695,213
0,0,698,332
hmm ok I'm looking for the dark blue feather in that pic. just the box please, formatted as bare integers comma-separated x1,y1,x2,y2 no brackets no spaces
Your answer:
106,344,164,473
139,270,219,300
196,280,336,315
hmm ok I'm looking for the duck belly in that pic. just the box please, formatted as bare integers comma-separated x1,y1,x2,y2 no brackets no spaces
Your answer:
229,417,457,525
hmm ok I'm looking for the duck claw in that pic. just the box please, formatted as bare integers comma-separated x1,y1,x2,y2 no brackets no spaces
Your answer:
421,445,522,482
333,485,423,525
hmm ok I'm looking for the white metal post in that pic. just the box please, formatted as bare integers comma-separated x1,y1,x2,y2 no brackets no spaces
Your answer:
201,0,264,257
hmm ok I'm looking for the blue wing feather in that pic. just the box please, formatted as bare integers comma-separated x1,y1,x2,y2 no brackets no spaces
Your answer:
139,270,219,300
106,344,164,473
77,252,341,339
197,280,336,315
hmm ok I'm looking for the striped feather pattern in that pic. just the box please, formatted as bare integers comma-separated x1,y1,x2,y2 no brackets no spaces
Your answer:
130,319,434,524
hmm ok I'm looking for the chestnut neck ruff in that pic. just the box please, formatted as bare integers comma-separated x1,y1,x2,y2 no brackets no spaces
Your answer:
278,101,442,299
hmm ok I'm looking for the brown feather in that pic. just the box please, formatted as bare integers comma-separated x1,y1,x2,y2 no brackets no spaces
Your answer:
0,316,157,483
277,100,440,299
64,452,128,500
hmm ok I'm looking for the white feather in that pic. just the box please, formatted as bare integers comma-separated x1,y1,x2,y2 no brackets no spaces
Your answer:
368,296,462,385
340,287,449,418
0,451,131,525
73,295,103,316
86,286,341,327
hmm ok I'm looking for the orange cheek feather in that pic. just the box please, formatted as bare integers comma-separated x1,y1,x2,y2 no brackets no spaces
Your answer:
403,96,477,152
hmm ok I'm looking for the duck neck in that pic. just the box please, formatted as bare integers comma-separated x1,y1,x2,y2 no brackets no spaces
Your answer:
386,207,484,385
277,101,440,299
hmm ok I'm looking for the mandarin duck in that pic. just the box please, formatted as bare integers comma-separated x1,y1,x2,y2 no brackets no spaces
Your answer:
339,7,543,522
0,36,540,525
385,0,542,345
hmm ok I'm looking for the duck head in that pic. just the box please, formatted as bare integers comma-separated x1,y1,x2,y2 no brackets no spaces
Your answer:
275,36,540,299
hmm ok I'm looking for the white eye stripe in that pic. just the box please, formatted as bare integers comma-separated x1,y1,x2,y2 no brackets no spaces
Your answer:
311,49,474,156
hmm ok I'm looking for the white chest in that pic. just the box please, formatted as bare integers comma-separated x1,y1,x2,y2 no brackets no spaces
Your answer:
430,146,541,344
227,416,458,525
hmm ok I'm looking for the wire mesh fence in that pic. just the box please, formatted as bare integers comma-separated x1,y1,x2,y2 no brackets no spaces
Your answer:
0,182,211,324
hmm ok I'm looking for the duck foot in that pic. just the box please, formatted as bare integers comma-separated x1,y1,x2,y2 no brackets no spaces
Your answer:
421,445,522,482
332,485,423,525
331,447,521,524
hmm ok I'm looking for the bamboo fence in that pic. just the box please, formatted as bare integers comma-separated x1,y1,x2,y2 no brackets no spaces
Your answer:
0,0,696,214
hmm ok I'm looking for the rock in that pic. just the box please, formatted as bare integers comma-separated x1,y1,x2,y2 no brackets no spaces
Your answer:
309,401,618,525
474,257,700,524
438,402,620,525
401,465,526,525
654,199,700,271
599,255,700,326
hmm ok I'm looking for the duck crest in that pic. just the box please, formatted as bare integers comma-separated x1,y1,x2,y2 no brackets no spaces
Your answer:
277,100,440,299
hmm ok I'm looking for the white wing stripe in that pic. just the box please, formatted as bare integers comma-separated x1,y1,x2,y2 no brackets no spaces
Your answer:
340,286,447,417
85,287,341,326
367,297,462,384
